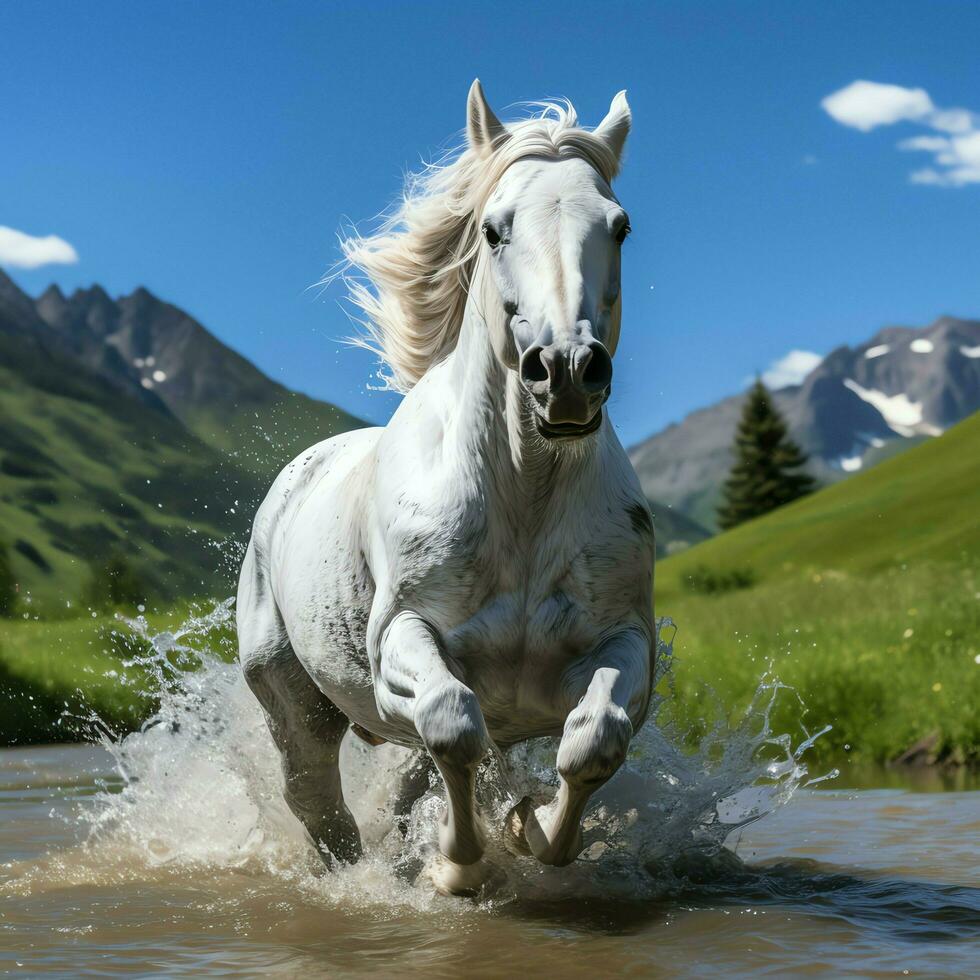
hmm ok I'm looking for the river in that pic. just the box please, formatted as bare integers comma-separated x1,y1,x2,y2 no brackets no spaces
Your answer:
1,742,977,978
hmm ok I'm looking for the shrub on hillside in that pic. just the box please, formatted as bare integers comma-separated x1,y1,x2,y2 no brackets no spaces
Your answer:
0,542,17,617
85,551,146,611
683,564,756,596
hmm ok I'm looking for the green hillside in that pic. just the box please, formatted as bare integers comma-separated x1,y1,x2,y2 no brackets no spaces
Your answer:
0,272,364,616
657,412,980,765
0,346,258,613
660,411,979,591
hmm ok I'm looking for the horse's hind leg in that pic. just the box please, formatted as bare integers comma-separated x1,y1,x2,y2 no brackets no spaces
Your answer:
238,578,361,864
392,753,436,835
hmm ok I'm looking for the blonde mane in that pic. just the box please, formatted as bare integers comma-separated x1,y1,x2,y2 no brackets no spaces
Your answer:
339,102,623,392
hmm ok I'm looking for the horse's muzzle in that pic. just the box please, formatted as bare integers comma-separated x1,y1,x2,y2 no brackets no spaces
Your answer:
519,336,612,438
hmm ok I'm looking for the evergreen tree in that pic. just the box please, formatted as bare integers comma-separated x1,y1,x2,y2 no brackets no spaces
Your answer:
717,379,815,530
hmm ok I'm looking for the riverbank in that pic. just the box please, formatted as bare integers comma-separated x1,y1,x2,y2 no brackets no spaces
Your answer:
0,604,237,744
2,559,977,767
655,560,979,767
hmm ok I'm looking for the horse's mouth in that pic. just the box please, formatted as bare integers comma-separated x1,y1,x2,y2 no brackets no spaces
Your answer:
534,411,603,440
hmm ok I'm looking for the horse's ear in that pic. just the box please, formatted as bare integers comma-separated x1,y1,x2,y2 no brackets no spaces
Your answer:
467,79,506,155
594,90,631,164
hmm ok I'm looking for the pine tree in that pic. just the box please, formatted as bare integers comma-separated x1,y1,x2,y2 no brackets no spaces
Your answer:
717,379,815,530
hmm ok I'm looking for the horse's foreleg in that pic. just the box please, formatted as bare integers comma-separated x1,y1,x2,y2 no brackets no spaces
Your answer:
377,612,490,895
508,627,651,867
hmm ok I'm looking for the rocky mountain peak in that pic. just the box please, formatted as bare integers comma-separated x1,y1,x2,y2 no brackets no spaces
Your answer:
629,315,980,530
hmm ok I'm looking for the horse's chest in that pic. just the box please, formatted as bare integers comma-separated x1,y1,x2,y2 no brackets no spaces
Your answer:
386,496,651,737
400,504,643,642
418,537,627,694
432,584,594,739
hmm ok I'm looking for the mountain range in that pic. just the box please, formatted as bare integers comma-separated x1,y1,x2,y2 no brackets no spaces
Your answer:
2,266,976,609
0,270,361,611
629,316,980,531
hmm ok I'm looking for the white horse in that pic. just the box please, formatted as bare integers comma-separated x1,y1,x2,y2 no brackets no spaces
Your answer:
237,81,655,895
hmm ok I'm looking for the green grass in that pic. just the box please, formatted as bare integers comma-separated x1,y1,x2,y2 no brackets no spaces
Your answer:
657,412,980,766
0,613,153,743
0,358,256,614
659,562,979,765
660,411,980,587
2,413,978,763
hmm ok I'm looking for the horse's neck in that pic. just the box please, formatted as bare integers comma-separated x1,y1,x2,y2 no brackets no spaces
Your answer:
442,290,601,526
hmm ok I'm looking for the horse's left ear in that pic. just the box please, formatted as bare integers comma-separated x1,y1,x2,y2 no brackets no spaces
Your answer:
467,79,507,156
593,90,631,164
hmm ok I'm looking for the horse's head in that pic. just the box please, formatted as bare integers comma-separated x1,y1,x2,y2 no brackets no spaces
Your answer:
468,81,631,441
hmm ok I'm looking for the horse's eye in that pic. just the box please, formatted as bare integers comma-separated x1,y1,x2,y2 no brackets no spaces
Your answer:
483,223,502,248
615,222,631,244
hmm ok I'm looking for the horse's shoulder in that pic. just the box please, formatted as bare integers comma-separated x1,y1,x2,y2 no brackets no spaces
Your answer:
252,427,382,541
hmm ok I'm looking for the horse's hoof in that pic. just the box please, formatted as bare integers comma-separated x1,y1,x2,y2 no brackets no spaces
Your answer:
422,852,495,897
502,795,549,857
503,797,534,856
502,795,581,867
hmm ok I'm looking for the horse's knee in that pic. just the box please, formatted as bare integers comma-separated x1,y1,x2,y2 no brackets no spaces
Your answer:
239,622,288,698
242,643,347,746
414,680,488,770
557,701,633,786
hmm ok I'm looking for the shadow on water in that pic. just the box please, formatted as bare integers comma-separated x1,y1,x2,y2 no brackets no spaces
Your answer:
496,852,980,945
495,893,671,935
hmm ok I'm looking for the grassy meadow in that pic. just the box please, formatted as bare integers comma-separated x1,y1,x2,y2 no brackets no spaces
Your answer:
1,412,977,767
0,604,237,744
655,410,980,766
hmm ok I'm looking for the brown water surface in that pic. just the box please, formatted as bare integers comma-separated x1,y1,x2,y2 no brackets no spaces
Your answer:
1,744,978,978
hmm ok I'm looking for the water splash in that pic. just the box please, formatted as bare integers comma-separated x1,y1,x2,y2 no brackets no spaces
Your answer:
72,603,832,907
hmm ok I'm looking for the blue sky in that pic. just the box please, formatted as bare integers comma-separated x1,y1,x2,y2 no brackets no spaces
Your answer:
3,1,979,445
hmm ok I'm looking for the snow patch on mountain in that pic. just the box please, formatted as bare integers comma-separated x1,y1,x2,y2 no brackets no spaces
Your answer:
842,379,942,437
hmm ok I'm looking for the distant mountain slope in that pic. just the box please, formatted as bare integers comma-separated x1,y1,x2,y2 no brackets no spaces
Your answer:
0,270,363,611
630,316,980,530
657,409,980,593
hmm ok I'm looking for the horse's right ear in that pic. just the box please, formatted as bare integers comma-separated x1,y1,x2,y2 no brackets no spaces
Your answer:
467,79,506,155
593,90,632,166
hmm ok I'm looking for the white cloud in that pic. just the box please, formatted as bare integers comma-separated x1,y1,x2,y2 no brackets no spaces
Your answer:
928,108,977,134
762,349,823,389
0,225,79,269
898,135,950,153
821,80,933,132
821,80,980,187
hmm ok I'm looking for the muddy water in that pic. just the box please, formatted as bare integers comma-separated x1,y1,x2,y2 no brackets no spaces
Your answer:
1,744,978,978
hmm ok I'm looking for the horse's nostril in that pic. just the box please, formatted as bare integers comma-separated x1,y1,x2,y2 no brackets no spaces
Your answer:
582,344,612,389
520,347,549,384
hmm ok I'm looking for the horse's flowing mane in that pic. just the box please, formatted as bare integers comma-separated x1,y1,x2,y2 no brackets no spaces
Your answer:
338,101,622,392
